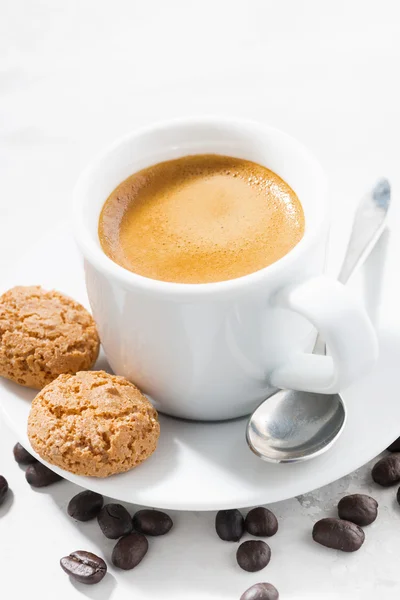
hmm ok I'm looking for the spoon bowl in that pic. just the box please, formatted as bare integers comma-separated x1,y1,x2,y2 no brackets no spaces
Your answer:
247,389,346,463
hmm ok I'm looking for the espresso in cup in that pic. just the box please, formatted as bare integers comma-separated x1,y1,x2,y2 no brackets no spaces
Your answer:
98,154,305,284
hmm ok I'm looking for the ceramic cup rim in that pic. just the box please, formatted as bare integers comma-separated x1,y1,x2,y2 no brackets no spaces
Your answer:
72,116,329,300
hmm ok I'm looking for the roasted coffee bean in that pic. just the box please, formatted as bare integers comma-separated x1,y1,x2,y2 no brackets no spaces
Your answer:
68,490,104,522
97,503,132,539
215,509,244,541
60,551,107,585
236,540,271,572
387,437,400,452
13,443,37,465
372,454,400,486
312,518,365,552
338,494,378,526
112,532,148,570
0,476,9,506
240,582,279,600
132,509,173,536
396,486,400,506
245,507,278,537
25,462,62,487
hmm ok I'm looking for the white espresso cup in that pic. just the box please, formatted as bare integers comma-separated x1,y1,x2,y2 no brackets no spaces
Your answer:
73,117,378,421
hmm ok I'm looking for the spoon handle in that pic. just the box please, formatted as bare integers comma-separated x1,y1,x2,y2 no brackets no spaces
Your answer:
313,179,391,355
337,178,391,285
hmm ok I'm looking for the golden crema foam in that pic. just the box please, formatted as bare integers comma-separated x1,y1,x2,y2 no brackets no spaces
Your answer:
99,154,305,284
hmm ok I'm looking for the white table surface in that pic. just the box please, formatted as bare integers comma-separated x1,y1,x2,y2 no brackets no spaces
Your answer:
1,1,400,598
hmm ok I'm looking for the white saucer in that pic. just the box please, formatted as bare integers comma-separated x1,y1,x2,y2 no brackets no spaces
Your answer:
0,224,399,511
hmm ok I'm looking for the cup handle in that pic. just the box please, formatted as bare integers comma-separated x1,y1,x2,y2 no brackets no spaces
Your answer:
270,276,378,393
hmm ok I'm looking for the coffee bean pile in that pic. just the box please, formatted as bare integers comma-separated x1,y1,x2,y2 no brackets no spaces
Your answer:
215,507,279,597
311,435,400,554
13,442,63,487
5,436,400,597
312,493,378,552
0,443,63,511
65,492,173,582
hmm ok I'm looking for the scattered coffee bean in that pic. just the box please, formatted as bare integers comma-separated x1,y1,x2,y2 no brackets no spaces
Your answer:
387,437,400,452
25,462,63,487
338,494,378,526
372,454,400,486
97,503,132,539
396,486,400,506
245,507,278,537
236,540,271,572
112,532,148,570
13,443,37,465
312,518,365,552
60,550,107,585
215,509,244,541
133,509,173,536
0,475,9,506
240,582,279,600
68,490,104,522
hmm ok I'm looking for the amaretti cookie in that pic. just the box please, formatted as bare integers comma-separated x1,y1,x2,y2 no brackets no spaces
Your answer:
0,286,99,389
27,370,160,477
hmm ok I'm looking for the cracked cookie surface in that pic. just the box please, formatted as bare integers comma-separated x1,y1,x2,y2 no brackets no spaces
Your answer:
0,286,100,389
28,370,160,477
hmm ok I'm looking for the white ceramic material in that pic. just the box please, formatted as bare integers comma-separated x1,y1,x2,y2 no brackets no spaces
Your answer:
0,227,394,510
72,118,377,420
0,226,397,510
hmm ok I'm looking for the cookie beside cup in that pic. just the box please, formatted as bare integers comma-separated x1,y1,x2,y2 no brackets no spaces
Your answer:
0,286,100,389
27,370,160,477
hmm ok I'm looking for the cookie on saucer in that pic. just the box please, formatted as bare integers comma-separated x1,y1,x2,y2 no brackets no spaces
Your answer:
27,370,160,477
0,286,100,389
